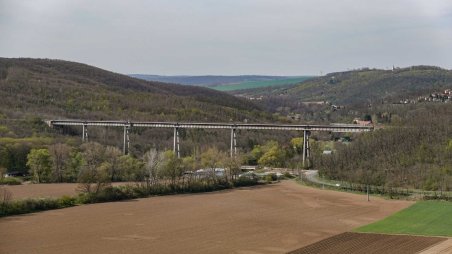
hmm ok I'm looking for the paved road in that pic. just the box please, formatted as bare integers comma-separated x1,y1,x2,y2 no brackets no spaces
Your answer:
303,170,452,199
303,170,337,187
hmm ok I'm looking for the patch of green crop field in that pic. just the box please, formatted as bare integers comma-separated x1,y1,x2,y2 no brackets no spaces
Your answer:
355,201,452,237
212,77,313,91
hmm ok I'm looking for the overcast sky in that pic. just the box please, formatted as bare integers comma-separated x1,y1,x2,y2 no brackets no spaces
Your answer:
1,0,451,75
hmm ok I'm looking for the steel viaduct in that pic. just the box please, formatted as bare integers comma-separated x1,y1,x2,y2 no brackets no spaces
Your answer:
47,120,373,166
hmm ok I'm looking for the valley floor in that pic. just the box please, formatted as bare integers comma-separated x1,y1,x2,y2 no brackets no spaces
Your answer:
0,181,411,254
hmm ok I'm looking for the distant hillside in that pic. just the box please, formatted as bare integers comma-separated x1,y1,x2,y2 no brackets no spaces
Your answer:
0,58,302,165
0,58,270,137
129,74,313,91
237,66,452,106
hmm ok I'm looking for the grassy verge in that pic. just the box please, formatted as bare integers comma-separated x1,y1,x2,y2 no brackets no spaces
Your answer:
301,174,452,201
355,201,452,237
296,178,408,200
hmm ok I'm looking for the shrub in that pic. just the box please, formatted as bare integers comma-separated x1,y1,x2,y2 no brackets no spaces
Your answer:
264,174,273,183
76,193,95,204
94,187,132,202
271,174,278,181
117,185,146,198
233,177,259,187
22,175,33,182
153,183,176,195
0,177,22,185
58,195,77,208
264,174,277,183
283,172,295,179
2,198,60,215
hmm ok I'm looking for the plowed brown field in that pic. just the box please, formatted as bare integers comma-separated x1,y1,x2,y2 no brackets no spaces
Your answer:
419,239,452,253
0,181,412,254
287,232,447,254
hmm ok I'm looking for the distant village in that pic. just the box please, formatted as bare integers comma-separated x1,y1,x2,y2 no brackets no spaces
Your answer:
397,89,452,104
240,88,451,126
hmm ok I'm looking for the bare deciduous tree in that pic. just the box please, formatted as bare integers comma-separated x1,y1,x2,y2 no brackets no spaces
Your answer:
0,187,12,212
224,155,242,181
104,146,122,181
160,151,182,189
143,149,164,187
49,143,71,182
201,147,226,182
0,167,6,180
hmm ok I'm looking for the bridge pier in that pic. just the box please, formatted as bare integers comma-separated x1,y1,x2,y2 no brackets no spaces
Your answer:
82,124,88,142
302,130,310,167
173,126,180,158
230,128,237,158
49,120,372,161
123,125,130,155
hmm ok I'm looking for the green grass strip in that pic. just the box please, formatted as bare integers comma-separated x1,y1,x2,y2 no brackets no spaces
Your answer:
355,201,452,237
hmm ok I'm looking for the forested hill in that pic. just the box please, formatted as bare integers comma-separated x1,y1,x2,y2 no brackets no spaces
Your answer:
0,58,267,128
241,66,452,106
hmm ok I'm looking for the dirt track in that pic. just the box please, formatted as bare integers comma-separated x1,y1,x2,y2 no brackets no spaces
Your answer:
0,181,412,254
288,232,447,254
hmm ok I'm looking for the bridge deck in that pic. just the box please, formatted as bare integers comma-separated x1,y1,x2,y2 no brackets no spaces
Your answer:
48,120,373,133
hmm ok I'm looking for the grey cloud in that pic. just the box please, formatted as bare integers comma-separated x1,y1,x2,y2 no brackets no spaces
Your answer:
1,0,451,75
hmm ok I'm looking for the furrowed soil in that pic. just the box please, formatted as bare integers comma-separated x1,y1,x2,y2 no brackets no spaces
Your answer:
419,239,452,254
0,181,412,254
287,232,447,254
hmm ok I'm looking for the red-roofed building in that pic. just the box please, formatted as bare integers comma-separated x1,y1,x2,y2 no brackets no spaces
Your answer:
353,118,373,126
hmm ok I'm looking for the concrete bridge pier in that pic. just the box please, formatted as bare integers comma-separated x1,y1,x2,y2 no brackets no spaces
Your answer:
230,128,237,158
123,124,130,155
173,126,180,158
48,120,372,161
302,130,311,167
82,124,88,142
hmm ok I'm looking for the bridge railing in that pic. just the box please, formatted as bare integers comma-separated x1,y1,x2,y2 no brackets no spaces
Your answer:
47,120,373,132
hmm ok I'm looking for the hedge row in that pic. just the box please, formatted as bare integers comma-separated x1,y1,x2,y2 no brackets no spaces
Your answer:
0,177,259,217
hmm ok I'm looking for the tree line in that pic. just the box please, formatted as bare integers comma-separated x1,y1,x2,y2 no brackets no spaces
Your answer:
317,103,452,193
4,134,313,187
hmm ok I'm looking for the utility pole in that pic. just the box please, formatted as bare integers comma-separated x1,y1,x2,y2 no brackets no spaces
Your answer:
367,184,370,202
